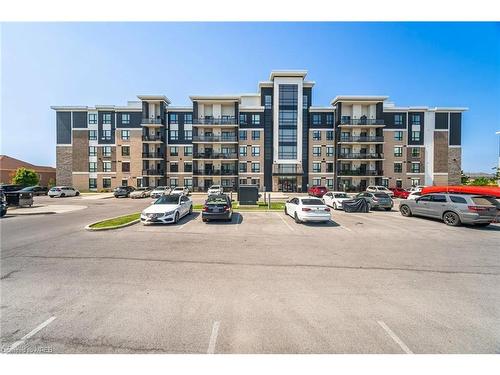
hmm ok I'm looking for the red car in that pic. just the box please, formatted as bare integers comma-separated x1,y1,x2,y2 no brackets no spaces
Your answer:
389,187,409,199
308,185,328,198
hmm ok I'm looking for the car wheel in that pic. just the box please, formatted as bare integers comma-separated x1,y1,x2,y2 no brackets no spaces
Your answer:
399,205,412,217
333,202,337,210
60,193,65,198
384,207,391,211
75,192,80,196
366,202,371,211
294,212,301,224
174,211,180,224
443,211,461,226
50,196,54,198
202,218,208,222
189,205,193,215
284,206,288,216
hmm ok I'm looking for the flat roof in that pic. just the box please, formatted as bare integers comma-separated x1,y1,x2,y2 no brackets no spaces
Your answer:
189,95,240,102
269,70,308,80
136,95,171,104
331,96,389,105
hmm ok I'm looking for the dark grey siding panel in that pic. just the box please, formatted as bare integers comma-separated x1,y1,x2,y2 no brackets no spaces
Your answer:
193,102,198,119
435,112,449,130
407,112,424,146
142,102,148,118
376,102,384,119
56,112,72,144
382,112,407,129
261,87,273,191
117,112,142,128
449,113,462,146
302,87,311,192
98,111,115,144
167,112,193,145
309,112,334,129
238,112,265,129
72,112,87,128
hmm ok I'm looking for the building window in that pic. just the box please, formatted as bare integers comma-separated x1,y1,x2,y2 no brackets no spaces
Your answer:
170,147,178,156
251,114,261,125
239,130,247,140
239,114,247,125
411,131,421,142
184,113,193,124
252,130,260,140
312,131,321,141
326,146,334,157
313,146,321,157
102,113,112,125
326,178,334,189
121,130,130,140
239,178,248,185
312,178,321,186
89,113,97,124
411,148,420,157
122,162,130,172
279,84,298,106
326,162,334,173
302,95,308,109
239,146,247,157
89,162,97,173
122,114,130,124
89,178,97,189
121,179,128,187
264,95,272,109
102,130,112,140
278,145,297,159
312,162,321,173
326,114,334,126
170,163,178,172
184,130,192,140
326,130,334,140
170,130,178,140
103,178,111,189
411,114,421,125
251,146,260,157
411,178,420,186
89,146,97,157
103,146,112,157
103,161,112,172
279,128,297,142
394,162,403,173
89,130,97,140
184,146,192,156
394,114,403,126
239,162,247,173
169,114,178,124
394,131,403,141
312,114,321,125
122,146,130,156
394,146,403,157
184,178,193,189
411,162,421,173
169,178,178,188
184,162,192,173
251,162,260,173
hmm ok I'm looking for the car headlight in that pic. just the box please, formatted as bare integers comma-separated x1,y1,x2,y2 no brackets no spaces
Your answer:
164,210,175,216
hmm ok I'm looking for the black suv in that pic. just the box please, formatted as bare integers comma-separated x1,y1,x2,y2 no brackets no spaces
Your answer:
20,186,49,196
113,186,135,198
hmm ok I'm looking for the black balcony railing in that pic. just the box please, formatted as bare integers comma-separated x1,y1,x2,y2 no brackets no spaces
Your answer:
192,135,238,142
193,152,238,159
272,164,304,175
193,117,238,125
192,169,238,176
142,169,165,176
142,152,164,158
339,136,384,143
338,169,384,176
141,118,163,125
340,119,385,125
142,135,164,142
338,152,384,159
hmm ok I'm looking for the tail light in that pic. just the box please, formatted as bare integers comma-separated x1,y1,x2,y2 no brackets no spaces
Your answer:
202,205,208,212
468,206,488,212
302,207,311,212
324,207,330,212
224,205,230,211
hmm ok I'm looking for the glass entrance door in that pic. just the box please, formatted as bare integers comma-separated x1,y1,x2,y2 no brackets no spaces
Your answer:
279,177,297,192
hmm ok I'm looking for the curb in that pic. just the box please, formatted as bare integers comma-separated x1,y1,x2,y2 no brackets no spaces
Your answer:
7,211,57,216
85,218,140,231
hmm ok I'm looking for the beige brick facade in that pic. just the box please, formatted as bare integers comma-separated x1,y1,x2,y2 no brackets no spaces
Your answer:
56,146,72,186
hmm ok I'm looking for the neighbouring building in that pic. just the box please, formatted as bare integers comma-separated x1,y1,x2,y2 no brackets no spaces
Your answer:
51,70,467,192
0,155,56,186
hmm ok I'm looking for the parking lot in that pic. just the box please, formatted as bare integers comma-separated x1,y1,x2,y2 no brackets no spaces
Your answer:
1,194,500,353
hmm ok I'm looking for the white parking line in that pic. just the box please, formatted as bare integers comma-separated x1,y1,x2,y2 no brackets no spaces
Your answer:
377,320,413,354
235,213,242,230
275,212,295,232
6,316,56,353
207,321,220,354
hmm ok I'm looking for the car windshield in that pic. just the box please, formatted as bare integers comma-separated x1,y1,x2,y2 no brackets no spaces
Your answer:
154,186,166,190
301,198,324,205
20,187,34,191
374,193,390,198
334,193,348,198
207,196,227,204
210,185,220,189
154,195,180,205
136,188,146,191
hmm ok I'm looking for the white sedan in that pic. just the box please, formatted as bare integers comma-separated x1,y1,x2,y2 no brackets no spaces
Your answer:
141,194,192,225
284,197,331,223
323,191,350,210
207,184,224,195
48,186,80,197
171,186,190,196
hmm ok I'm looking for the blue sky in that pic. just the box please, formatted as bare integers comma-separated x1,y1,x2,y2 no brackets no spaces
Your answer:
1,22,499,172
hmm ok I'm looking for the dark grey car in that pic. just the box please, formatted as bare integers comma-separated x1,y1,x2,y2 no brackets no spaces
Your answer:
355,192,394,211
399,193,499,226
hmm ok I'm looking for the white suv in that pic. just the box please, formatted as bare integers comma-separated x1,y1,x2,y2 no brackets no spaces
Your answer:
48,186,80,198
366,185,394,197
207,185,223,195
171,186,190,196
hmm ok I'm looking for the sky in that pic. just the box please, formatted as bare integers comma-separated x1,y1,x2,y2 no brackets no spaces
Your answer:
1,22,499,172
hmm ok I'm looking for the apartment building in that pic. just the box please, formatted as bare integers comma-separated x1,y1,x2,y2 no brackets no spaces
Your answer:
52,70,466,192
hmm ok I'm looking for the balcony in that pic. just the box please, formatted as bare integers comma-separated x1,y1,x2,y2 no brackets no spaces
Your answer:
192,135,238,142
339,119,385,126
142,135,164,142
272,164,304,175
142,152,164,159
338,169,383,176
141,118,163,126
338,152,384,160
192,169,238,176
193,152,238,160
142,169,165,176
193,117,238,125
339,136,384,143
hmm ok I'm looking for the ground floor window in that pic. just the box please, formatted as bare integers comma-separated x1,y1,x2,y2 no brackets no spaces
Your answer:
326,178,334,189
382,178,389,187
278,177,297,192
89,178,97,190
103,178,111,189
239,178,248,185
411,178,420,186
137,178,143,188
396,179,402,188
170,178,178,188
121,179,128,187
312,177,321,186
184,178,193,189
251,178,260,186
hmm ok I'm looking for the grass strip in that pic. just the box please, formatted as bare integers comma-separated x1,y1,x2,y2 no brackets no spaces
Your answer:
90,212,140,229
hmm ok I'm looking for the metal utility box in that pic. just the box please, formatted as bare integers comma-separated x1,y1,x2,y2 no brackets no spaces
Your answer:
238,185,259,205
4,191,34,207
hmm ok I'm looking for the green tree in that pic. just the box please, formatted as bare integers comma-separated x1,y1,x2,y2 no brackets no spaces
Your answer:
460,170,469,185
11,167,39,187
470,177,491,186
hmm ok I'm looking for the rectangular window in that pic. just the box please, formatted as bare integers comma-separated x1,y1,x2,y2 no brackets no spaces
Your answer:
411,131,421,142
103,178,111,189
251,178,260,186
312,178,321,186
184,113,193,124
279,84,298,106
239,146,247,157
302,95,308,109
251,162,260,173
279,109,297,127
184,146,192,156
326,162,334,173
326,146,334,157
184,162,192,173
394,114,403,126
170,163,178,172
103,161,112,172
411,114,421,125
411,178,420,186
278,145,297,159
251,146,260,157
170,147,178,156
121,130,130,140
251,130,260,140
312,131,321,141
89,162,97,173
89,146,97,157
251,114,261,125
89,178,97,189
239,114,247,125
239,162,247,172
394,146,403,157
102,130,112,140
312,162,321,173
394,162,403,173
326,113,334,126
121,179,128,187
239,130,247,140
89,130,97,140
326,178,334,189
170,130,178,140
184,178,193,189
121,146,130,156
411,148,420,157
239,178,248,185
184,130,192,140
313,146,321,157
122,114,130,124
122,162,130,172
169,114,178,124
394,131,403,141
264,95,272,109
103,146,112,157
411,162,421,173
326,130,334,140
169,178,178,188
102,113,112,125
312,114,321,125
279,128,297,142
88,113,97,124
